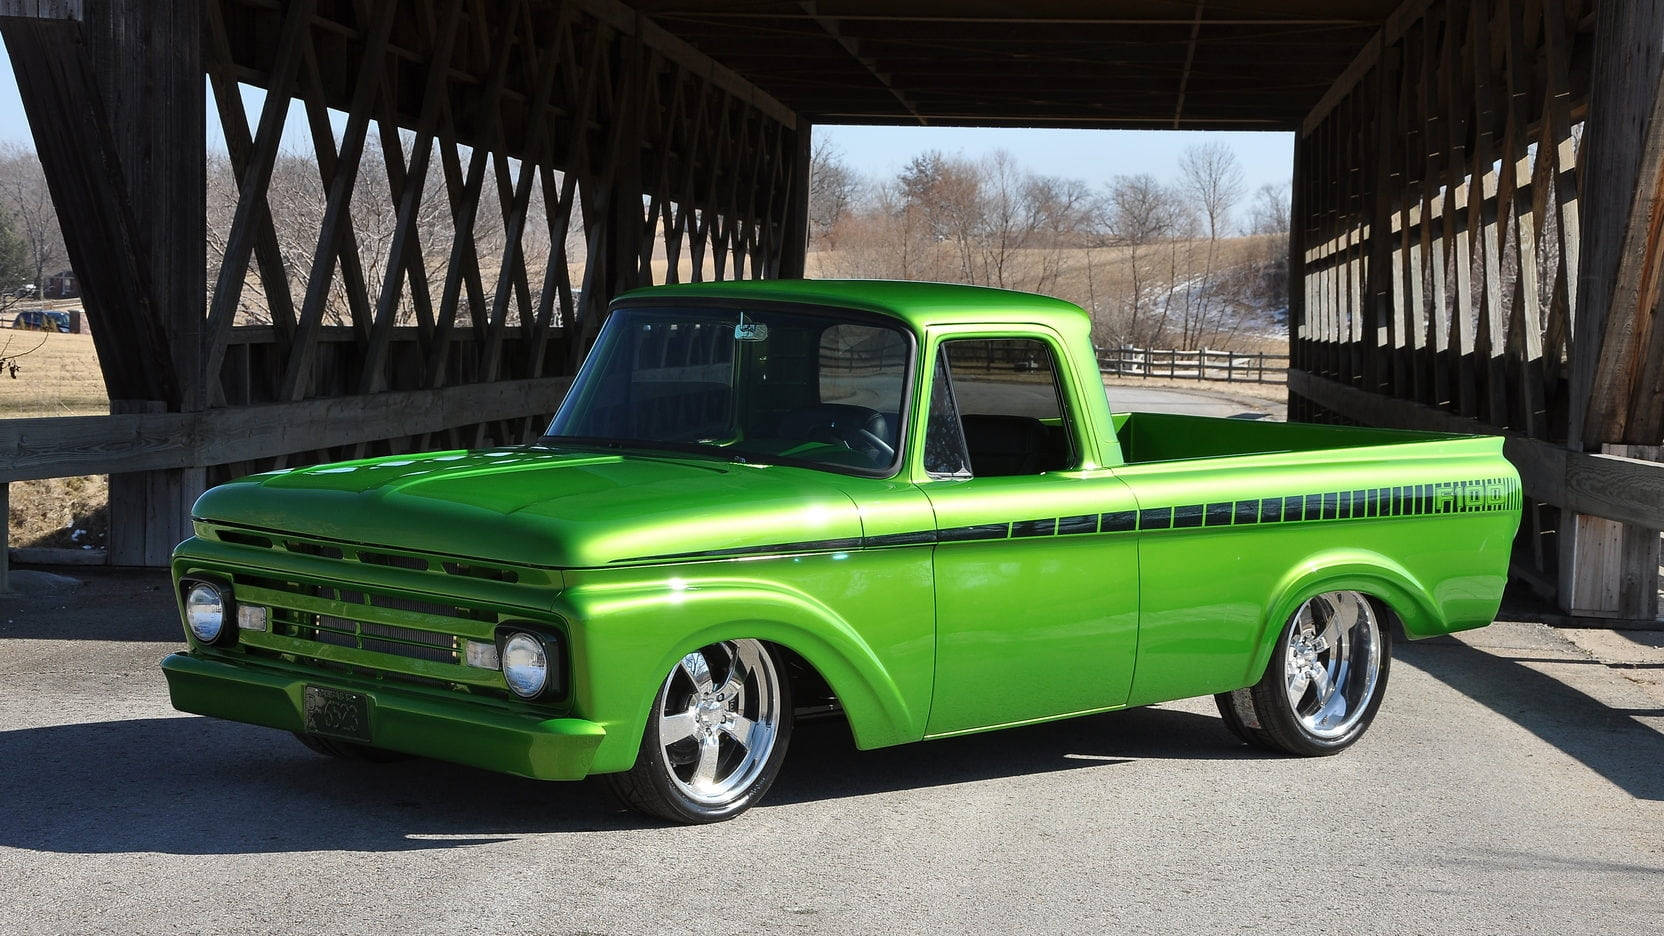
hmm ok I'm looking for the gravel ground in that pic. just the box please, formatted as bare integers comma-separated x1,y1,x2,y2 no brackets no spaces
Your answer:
1,569,1660,935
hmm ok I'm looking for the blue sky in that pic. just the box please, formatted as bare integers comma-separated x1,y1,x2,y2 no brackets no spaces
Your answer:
817,124,1293,194
0,53,1292,195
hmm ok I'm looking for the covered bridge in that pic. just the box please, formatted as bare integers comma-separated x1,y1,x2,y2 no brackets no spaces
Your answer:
0,0,1658,623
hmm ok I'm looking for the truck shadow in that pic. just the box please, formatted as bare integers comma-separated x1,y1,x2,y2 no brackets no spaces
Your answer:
773,704,1254,806
0,705,1252,855
1395,637,1664,801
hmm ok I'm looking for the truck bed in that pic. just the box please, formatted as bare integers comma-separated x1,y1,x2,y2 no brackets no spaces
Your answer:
1111,411,1461,464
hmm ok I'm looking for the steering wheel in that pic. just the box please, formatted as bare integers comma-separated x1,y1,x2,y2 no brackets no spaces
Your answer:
781,404,896,463
836,422,895,461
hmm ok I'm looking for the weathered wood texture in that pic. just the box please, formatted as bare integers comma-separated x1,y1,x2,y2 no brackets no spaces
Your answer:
0,375,575,484
1289,370,1664,532
0,1,82,19
205,0,806,417
0,2,205,409
1570,0,1664,446
1284,0,1664,612
1,0,809,566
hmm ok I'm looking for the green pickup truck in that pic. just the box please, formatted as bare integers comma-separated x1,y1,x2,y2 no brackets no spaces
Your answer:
163,280,1521,823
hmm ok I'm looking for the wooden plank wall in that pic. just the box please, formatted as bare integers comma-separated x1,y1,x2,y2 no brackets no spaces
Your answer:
1,0,809,568
1286,0,1656,612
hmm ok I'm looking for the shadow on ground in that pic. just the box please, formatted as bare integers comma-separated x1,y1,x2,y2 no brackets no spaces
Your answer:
0,568,179,642
0,705,1249,855
1397,637,1664,801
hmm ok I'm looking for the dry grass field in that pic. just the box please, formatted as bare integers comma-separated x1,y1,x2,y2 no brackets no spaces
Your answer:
2,322,109,551
1,262,1289,554
0,326,107,418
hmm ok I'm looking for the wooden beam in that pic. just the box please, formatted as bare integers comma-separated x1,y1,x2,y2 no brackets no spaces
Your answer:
0,376,574,484
1289,368,1664,531
1,12,181,407
0,1,81,20
1569,0,1664,447
1172,1,1205,129
798,1,924,127
203,0,316,392
357,0,466,393
280,0,399,401
424,0,524,390
575,0,796,130
1301,0,1438,135
777,123,811,279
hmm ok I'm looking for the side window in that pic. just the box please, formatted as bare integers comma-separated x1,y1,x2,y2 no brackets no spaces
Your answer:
937,338,1074,477
923,354,973,477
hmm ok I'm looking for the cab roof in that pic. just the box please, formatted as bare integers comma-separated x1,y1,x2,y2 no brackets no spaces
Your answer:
613,279,1091,333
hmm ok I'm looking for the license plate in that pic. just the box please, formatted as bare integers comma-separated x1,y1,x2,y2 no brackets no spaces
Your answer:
302,685,371,742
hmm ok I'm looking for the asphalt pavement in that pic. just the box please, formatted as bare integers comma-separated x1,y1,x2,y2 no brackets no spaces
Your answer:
1,568,1661,935
3,384,1661,935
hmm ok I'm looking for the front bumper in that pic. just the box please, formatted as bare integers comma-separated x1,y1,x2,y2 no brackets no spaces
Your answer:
161,652,605,780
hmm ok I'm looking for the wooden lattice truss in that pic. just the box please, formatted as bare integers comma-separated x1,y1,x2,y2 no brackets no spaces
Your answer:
206,0,806,407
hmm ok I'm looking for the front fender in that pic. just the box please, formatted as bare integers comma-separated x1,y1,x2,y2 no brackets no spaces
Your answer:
1243,549,1443,687
558,569,931,774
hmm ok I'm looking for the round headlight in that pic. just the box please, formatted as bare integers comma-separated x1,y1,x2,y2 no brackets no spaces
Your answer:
185,583,226,643
501,632,549,699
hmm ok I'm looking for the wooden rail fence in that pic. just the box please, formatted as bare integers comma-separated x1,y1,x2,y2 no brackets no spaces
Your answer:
1098,347,1290,384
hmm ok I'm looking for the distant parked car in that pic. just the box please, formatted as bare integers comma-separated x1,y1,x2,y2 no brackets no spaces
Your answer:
12,284,37,298
12,309,70,332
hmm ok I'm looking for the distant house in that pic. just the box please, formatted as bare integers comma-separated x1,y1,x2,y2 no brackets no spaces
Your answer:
45,270,78,299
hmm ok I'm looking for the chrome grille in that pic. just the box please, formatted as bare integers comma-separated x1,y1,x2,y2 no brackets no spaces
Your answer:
297,612,463,665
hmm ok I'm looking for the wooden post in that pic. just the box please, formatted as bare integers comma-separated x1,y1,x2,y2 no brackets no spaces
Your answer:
778,121,811,279
1560,444,1663,619
1560,0,1664,615
1569,0,1664,448
107,400,205,567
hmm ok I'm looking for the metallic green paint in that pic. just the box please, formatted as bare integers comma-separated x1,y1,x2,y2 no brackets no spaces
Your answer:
163,280,1521,785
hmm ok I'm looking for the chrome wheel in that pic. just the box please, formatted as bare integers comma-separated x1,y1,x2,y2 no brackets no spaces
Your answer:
655,639,783,807
1282,590,1382,740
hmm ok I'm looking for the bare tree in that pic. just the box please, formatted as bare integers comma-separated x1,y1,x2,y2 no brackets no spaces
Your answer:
1101,174,1178,346
1248,182,1290,235
1179,142,1245,241
1173,142,1246,349
975,150,1031,288
807,138,858,249
899,150,983,281
1022,173,1097,295
0,143,66,297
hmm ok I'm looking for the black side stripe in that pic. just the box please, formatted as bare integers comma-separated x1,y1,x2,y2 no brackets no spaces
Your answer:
613,477,1521,562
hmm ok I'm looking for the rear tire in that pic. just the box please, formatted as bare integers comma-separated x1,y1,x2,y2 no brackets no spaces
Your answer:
605,639,793,824
1214,590,1392,756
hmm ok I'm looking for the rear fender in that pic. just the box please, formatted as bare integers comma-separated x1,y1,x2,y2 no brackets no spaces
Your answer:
1244,550,1442,687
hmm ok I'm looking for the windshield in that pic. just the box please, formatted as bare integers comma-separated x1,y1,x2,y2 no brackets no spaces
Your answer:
542,303,913,475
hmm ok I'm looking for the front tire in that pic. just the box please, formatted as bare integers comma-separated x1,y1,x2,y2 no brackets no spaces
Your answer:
605,639,793,823
1215,590,1392,755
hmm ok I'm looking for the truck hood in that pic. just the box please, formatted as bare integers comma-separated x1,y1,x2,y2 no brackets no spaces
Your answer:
191,447,865,568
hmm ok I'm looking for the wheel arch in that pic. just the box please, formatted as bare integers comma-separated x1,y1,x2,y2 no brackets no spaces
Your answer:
1243,549,1437,687
566,579,924,775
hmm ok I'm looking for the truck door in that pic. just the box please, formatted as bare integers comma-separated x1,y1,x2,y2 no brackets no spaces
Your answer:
918,330,1141,736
